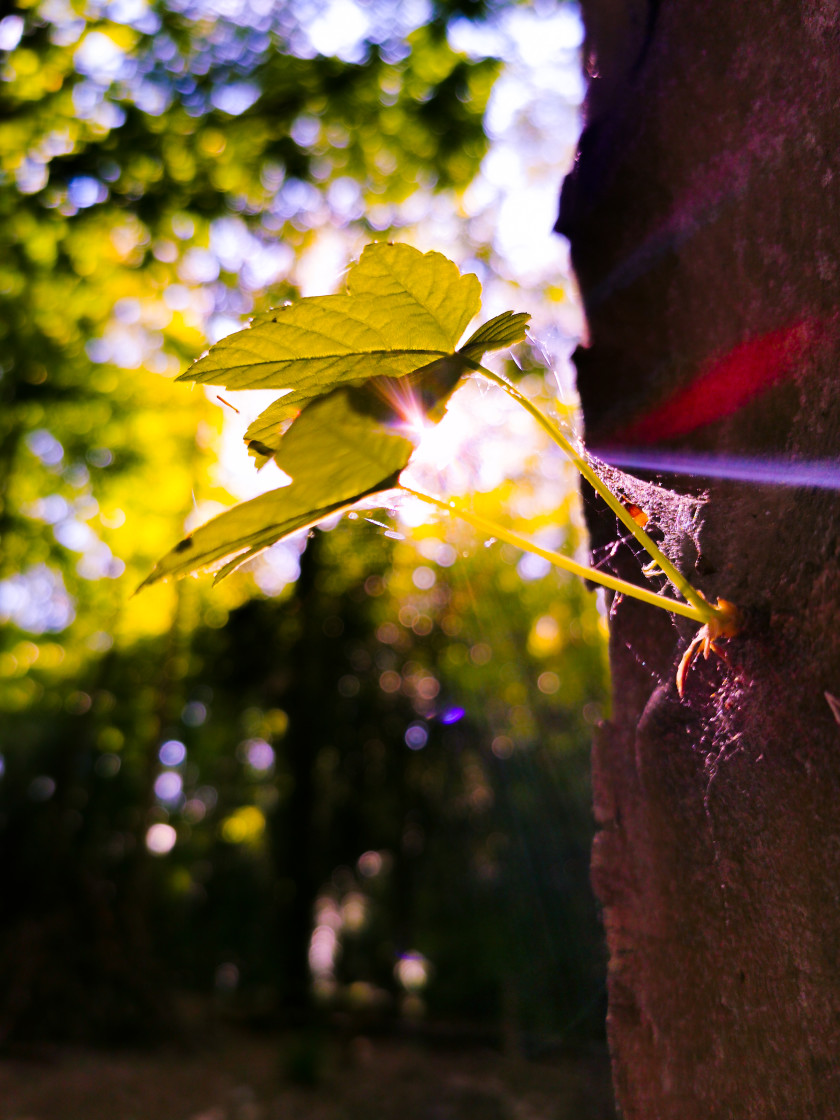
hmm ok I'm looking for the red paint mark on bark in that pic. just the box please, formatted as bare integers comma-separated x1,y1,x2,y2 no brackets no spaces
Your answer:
610,320,822,445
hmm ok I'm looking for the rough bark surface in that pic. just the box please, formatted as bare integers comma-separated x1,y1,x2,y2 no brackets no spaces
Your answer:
558,2,840,1116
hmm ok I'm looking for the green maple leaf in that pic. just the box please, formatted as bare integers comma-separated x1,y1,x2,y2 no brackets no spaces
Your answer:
182,242,482,417
145,243,530,586
179,242,529,461
244,306,532,463
140,385,416,587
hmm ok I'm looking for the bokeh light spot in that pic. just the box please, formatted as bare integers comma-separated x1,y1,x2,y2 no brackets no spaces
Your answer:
220,805,266,844
357,850,383,878
244,738,275,771
182,700,207,726
159,739,186,766
405,722,428,750
395,951,430,992
145,822,176,855
379,669,401,693
537,671,560,695
412,565,436,589
491,735,513,759
154,770,184,803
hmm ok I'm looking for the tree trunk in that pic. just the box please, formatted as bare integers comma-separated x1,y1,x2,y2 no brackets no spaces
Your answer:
558,1,840,1115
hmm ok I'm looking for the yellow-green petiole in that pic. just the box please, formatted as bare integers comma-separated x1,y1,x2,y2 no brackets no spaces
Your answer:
400,486,714,626
467,362,732,631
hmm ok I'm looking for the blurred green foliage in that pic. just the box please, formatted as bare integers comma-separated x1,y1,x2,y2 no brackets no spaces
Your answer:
0,0,606,1053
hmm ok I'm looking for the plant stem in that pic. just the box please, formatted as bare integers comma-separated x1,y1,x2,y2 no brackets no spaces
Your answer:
400,486,710,625
470,362,719,625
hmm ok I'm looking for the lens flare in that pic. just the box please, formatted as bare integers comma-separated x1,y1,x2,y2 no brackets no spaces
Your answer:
372,377,433,442
595,448,840,491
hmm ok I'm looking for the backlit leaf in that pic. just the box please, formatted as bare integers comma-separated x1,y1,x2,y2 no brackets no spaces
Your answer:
140,385,415,586
180,243,482,424
148,244,531,585
242,306,530,465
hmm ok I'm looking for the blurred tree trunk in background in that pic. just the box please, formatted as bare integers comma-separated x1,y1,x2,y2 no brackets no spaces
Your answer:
559,1,840,1115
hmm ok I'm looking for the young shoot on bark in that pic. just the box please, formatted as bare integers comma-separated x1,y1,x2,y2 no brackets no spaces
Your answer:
141,242,741,689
